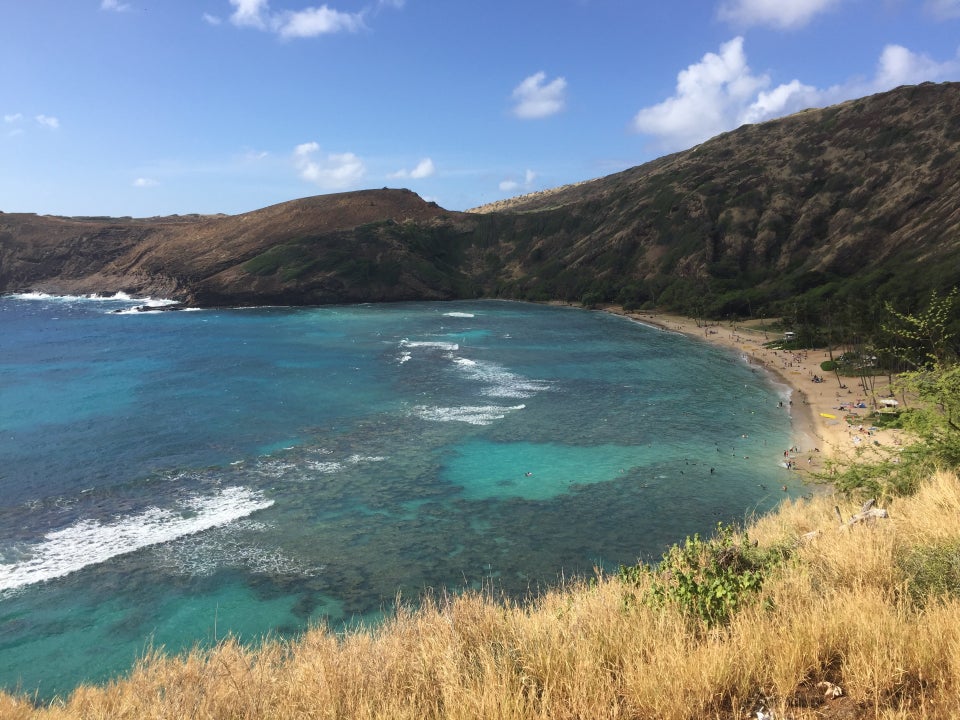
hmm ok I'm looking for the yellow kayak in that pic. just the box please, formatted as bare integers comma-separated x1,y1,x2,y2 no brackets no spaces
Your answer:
819,413,836,419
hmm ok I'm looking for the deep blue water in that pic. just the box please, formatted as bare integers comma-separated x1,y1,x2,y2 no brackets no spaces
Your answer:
0,294,799,699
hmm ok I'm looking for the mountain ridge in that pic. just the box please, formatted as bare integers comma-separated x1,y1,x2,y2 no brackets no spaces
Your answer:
3,81,959,315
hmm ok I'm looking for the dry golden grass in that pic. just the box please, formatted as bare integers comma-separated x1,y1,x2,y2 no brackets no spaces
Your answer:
7,472,960,719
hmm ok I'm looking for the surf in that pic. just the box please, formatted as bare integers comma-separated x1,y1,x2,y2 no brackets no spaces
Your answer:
0,487,273,593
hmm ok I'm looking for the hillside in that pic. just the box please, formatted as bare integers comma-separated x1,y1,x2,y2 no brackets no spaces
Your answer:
469,81,960,315
0,189,470,306
2,82,960,315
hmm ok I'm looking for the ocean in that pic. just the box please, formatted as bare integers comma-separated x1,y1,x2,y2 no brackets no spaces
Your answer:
0,294,799,700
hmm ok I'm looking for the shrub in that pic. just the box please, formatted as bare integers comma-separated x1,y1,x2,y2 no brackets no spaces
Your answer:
617,523,787,629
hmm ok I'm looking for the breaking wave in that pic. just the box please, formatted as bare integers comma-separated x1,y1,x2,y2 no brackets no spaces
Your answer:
412,404,526,426
0,487,273,592
450,356,551,398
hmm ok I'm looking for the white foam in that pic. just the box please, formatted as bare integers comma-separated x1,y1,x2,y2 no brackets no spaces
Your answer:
399,339,460,351
443,312,475,318
305,460,344,474
153,520,322,578
412,404,526,426
9,291,179,307
113,307,160,315
254,460,299,479
261,452,388,480
9,291,95,302
452,357,551,399
9,291,58,300
346,454,386,464
0,487,273,592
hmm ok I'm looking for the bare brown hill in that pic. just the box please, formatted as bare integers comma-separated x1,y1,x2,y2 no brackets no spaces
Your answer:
2,82,960,315
0,189,466,305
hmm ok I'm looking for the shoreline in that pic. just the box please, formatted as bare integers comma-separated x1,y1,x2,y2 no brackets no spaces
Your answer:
588,304,904,475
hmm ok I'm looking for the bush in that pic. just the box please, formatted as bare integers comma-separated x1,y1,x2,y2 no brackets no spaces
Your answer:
617,523,787,628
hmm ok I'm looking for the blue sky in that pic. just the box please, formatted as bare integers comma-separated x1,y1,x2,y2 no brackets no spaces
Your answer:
2,0,959,217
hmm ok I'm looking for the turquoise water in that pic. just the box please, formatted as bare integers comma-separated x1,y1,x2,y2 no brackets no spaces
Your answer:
0,295,799,700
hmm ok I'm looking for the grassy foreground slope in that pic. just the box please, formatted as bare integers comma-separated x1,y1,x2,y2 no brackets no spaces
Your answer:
4,471,960,719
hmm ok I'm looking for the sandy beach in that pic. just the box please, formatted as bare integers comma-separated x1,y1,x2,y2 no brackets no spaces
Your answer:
598,306,906,475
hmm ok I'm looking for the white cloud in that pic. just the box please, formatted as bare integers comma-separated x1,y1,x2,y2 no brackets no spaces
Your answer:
632,37,767,149
101,0,131,11
230,0,269,28
241,148,270,161
631,37,960,152
4,114,24,137
35,115,60,129
498,168,537,194
203,13,223,25
229,0,379,38
410,158,436,179
390,157,435,179
740,78,821,124
873,44,960,88
277,6,363,37
133,177,159,188
718,0,843,29
511,72,567,119
293,142,366,189
926,0,960,19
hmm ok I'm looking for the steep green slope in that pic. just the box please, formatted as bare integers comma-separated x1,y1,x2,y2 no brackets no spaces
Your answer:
473,81,960,316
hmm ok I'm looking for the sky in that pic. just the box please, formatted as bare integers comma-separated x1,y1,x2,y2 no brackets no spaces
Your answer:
2,0,960,217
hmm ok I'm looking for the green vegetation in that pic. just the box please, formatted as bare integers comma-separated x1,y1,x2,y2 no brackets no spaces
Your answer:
618,523,787,629
826,289,960,498
243,240,325,281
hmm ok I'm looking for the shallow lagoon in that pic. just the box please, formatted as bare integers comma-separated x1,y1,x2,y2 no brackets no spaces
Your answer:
0,296,798,698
